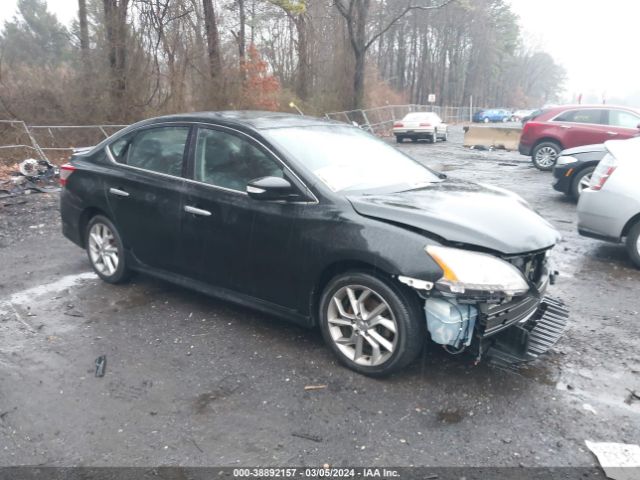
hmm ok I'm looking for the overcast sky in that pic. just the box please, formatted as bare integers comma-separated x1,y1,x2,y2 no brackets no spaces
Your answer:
1,0,639,103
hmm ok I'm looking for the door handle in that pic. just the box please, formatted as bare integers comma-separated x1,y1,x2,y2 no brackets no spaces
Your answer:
109,187,130,197
607,131,618,135
184,205,212,217
560,125,572,129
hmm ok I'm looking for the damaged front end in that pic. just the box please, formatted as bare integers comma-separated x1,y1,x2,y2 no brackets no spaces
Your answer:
399,245,569,367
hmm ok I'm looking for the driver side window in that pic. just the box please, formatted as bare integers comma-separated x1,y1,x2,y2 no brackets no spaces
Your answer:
194,128,284,192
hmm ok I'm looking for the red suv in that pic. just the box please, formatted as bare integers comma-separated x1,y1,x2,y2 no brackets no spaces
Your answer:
518,105,640,170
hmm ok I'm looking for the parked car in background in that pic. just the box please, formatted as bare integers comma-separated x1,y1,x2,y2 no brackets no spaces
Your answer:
577,137,640,268
552,143,607,200
518,105,640,171
59,111,567,376
472,109,512,123
392,112,448,143
511,109,534,122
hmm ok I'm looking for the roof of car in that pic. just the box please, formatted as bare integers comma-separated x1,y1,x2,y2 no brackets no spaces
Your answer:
138,110,343,130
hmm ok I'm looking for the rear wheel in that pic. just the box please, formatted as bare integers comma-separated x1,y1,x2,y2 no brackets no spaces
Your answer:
483,117,490,123
86,215,131,284
626,221,640,269
570,166,596,200
395,135,404,144
532,141,561,171
502,117,508,123
319,272,425,377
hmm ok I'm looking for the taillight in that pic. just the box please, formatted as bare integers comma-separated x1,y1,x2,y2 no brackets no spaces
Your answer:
419,123,432,127
393,122,404,128
590,153,617,191
59,164,76,187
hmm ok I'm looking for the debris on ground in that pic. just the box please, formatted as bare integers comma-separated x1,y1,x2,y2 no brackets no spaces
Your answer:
95,355,107,377
625,389,640,405
0,158,59,198
304,384,328,391
291,432,323,443
585,441,640,480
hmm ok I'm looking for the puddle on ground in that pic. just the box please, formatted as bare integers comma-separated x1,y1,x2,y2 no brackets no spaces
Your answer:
436,408,465,424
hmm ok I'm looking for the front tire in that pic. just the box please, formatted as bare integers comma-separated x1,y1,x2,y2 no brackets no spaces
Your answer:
570,166,595,200
86,215,131,284
483,117,490,123
532,141,561,171
318,272,425,377
626,221,640,269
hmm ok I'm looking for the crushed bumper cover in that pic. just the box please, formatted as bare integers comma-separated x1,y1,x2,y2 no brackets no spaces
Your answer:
484,296,569,367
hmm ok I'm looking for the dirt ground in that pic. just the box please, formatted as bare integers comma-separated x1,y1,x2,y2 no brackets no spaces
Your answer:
0,126,638,470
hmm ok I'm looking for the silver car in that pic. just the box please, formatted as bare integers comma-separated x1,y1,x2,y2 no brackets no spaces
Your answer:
577,137,640,268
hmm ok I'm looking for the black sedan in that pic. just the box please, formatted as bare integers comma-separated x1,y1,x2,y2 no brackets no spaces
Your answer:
60,111,568,376
552,143,607,200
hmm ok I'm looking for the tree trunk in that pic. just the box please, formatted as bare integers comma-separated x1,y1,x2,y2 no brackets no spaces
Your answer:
294,14,310,100
238,0,246,67
103,0,129,119
202,0,222,79
78,0,89,58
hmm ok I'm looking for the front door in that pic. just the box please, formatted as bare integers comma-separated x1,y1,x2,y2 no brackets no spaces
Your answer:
181,126,305,309
105,125,191,272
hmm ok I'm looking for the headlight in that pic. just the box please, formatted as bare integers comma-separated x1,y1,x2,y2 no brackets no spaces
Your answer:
426,246,529,296
556,155,578,166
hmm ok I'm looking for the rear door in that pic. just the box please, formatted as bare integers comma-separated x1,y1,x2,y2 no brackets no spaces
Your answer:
551,108,609,148
605,109,640,140
105,124,191,272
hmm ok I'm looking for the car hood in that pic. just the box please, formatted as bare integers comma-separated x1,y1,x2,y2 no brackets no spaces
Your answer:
562,143,606,155
347,179,559,255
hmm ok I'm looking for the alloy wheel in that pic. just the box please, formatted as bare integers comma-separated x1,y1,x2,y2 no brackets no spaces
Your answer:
578,172,593,194
88,222,119,276
327,285,398,367
535,146,558,168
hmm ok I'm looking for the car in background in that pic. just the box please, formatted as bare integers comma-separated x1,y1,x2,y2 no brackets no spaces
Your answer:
511,109,534,122
552,143,607,200
59,111,567,376
472,109,512,123
392,112,448,143
577,137,640,268
518,105,640,171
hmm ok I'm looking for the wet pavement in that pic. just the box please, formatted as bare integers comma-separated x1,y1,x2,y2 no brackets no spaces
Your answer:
0,126,638,468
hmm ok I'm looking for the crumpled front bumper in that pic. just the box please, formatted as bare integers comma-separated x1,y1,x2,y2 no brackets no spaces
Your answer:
483,296,569,367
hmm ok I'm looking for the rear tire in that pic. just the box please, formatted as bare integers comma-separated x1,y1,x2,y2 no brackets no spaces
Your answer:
570,166,596,200
86,215,131,284
626,221,640,269
483,117,490,123
318,272,425,377
532,141,561,171
396,136,404,144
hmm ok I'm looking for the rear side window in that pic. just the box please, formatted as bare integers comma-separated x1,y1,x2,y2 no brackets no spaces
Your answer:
553,109,606,125
608,110,640,129
117,127,190,176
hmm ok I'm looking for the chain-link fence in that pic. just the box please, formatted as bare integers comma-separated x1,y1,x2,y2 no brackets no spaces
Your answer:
1,105,484,166
325,105,484,135
0,120,127,165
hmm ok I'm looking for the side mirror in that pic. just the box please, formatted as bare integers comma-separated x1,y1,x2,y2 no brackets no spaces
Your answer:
246,176,296,201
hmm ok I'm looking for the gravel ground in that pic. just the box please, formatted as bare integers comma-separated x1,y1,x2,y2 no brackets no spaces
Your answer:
0,126,638,470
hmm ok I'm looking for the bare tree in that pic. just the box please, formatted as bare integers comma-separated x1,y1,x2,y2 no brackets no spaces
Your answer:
334,0,455,109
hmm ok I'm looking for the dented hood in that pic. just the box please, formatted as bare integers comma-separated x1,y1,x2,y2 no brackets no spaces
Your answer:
347,179,559,255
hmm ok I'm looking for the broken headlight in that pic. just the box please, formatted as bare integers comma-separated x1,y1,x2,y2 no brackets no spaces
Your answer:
426,246,529,297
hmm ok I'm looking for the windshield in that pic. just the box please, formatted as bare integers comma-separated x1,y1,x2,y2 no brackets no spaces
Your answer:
263,125,441,193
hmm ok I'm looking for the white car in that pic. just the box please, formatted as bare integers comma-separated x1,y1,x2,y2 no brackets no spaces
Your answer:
577,137,640,268
392,112,448,144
